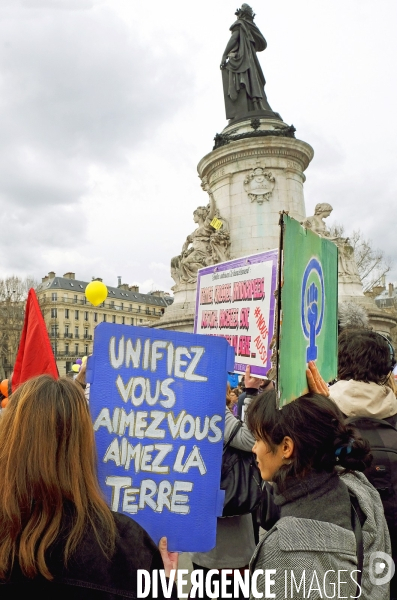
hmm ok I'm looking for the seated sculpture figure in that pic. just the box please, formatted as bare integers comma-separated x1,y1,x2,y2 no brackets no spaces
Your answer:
302,203,362,281
171,189,230,290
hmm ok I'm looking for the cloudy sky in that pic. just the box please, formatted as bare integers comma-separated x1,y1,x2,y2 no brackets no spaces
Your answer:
1,0,396,293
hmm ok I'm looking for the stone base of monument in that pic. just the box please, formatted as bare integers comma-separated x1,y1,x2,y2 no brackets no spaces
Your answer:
153,117,314,333
338,275,366,299
199,117,314,257
150,283,195,333
339,283,397,336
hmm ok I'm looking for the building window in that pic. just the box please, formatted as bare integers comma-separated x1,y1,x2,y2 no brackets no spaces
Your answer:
112,315,116,324
63,294,68,302
52,344,56,354
138,306,141,312
51,308,57,318
94,312,98,322
139,319,142,323
64,325,69,336
65,308,69,319
110,301,114,308
84,311,89,321
74,295,78,303
103,314,107,322
52,292,57,301
83,296,87,305
75,327,79,338
75,310,79,320
145,307,150,315
84,329,89,339
65,344,69,355
121,316,125,325
84,345,89,355
120,302,124,310
131,318,134,325
75,344,79,355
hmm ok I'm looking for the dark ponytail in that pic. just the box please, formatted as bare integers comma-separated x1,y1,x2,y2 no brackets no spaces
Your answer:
332,426,372,472
246,391,372,492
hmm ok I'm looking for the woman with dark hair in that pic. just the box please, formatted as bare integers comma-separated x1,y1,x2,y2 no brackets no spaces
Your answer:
246,386,391,599
0,375,178,598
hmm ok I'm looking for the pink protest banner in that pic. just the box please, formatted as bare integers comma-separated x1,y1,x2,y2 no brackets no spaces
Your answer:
194,250,278,377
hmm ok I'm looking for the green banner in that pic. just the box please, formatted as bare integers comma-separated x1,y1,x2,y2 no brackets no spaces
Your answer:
278,214,338,407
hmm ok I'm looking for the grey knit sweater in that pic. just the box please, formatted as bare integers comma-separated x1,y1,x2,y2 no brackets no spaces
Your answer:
250,471,391,600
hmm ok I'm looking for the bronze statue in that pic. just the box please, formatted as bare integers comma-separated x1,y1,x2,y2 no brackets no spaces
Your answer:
220,4,279,122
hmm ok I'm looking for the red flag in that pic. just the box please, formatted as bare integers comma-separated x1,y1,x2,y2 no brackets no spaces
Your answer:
11,288,58,390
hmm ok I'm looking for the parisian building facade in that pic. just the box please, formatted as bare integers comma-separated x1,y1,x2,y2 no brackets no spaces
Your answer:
36,271,173,376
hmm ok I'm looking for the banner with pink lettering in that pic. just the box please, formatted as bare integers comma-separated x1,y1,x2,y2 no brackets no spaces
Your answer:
194,250,278,377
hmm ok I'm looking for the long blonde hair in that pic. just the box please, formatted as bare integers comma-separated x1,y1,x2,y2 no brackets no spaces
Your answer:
0,375,115,580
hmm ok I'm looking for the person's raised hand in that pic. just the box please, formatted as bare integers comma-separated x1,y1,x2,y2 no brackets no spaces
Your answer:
159,537,178,578
306,361,330,396
245,365,262,390
75,361,87,386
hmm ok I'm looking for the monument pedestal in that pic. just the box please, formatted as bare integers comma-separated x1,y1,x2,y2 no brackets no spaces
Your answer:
150,283,196,332
338,271,396,336
198,118,314,257
153,119,314,333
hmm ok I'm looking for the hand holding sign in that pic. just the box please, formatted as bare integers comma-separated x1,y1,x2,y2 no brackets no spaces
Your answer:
159,537,179,578
306,361,330,396
244,364,262,389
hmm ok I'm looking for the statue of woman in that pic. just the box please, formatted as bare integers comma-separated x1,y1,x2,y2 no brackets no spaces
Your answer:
302,203,361,280
301,203,333,237
171,192,231,289
220,4,275,121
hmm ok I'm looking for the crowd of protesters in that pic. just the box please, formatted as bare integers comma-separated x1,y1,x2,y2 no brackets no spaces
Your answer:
0,322,396,599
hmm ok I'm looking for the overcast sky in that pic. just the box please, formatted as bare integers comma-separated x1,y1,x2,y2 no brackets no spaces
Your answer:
1,0,396,293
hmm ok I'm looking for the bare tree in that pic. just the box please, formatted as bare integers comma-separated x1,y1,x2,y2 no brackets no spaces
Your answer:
329,224,391,291
0,276,38,380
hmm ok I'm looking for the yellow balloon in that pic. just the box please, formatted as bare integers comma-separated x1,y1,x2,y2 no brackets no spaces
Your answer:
85,281,108,306
71,364,80,372
82,355,88,363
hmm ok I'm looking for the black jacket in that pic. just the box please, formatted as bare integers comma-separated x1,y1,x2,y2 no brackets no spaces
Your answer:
0,512,178,599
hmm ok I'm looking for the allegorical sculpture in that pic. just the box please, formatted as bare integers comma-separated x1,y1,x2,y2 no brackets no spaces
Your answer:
302,203,362,281
220,4,280,121
171,182,231,290
244,164,275,204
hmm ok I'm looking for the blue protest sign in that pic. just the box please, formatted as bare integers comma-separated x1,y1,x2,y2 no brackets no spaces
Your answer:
87,323,234,552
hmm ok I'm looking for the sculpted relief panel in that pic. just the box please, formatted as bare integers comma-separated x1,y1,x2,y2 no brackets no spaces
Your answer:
244,165,275,204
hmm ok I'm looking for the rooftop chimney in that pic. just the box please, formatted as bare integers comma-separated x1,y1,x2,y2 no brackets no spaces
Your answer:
117,276,122,287
48,271,55,279
389,283,394,297
63,272,75,280
129,285,139,293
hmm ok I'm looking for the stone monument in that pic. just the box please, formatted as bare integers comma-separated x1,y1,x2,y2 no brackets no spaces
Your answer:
153,4,314,331
303,204,396,336
301,203,364,298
